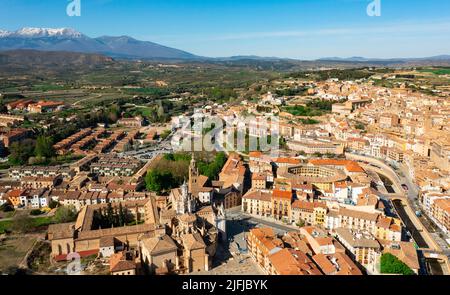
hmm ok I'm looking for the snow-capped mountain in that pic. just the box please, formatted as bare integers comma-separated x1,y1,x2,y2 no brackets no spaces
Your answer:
0,30,12,38
0,27,197,59
15,27,83,38
0,27,84,38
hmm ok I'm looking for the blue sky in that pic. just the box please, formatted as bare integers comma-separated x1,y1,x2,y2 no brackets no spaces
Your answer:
0,0,449,59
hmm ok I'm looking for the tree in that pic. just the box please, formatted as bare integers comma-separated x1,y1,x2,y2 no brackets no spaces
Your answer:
53,206,78,224
106,203,114,227
296,219,305,227
197,152,227,180
0,203,14,212
145,169,175,194
380,253,415,275
0,99,7,113
30,209,43,216
95,207,110,229
107,104,121,123
34,135,55,159
355,123,366,130
8,139,36,165
157,103,165,119
279,136,288,150
11,215,34,233
118,203,126,226
164,153,175,161
113,207,119,226
48,200,59,209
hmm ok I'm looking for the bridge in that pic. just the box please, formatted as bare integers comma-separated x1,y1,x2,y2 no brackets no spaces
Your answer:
420,249,450,275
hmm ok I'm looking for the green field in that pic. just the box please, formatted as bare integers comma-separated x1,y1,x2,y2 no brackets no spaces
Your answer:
0,220,12,234
0,216,53,234
31,216,54,227
132,106,155,118
418,68,450,75
31,84,69,91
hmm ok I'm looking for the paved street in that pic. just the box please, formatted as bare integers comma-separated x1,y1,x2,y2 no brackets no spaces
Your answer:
349,154,448,256
194,207,303,275
193,207,265,275
399,165,450,255
226,207,299,234
192,244,264,275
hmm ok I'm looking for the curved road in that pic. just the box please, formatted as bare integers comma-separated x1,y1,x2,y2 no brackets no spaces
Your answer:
346,152,441,252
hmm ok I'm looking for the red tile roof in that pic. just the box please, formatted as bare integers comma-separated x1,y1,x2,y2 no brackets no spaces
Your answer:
308,159,365,173
272,189,292,200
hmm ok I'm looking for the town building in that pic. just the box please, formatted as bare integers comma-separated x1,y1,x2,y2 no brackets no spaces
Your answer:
334,228,381,274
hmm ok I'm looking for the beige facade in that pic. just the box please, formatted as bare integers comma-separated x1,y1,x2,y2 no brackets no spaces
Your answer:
271,190,292,222
182,233,208,272
242,190,272,217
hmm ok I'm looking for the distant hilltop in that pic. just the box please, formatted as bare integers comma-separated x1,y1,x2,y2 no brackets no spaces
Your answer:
0,27,198,60
0,27,449,65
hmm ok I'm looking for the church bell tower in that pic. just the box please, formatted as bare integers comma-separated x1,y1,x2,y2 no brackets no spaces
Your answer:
189,152,199,193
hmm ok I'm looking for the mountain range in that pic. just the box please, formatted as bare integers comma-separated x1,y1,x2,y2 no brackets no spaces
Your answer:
0,27,197,60
318,55,450,62
0,27,449,63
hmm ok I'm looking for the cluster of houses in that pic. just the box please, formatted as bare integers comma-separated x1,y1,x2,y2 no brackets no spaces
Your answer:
44,153,232,275
241,150,418,274
6,99,65,114
248,224,419,275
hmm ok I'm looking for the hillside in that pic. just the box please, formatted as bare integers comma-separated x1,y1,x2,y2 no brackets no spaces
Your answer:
0,27,198,60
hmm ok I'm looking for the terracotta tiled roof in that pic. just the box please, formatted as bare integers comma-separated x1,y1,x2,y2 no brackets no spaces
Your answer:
182,232,206,250
249,151,263,158
7,189,24,198
313,253,362,275
269,248,322,275
243,190,272,202
272,190,292,200
111,260,136,273
47,222,76,240
308,159,365,173
339,207,380,222
292,200,326,211
250,227,275,239
99,236,115,248
141,235,177,254
274,158,302,165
